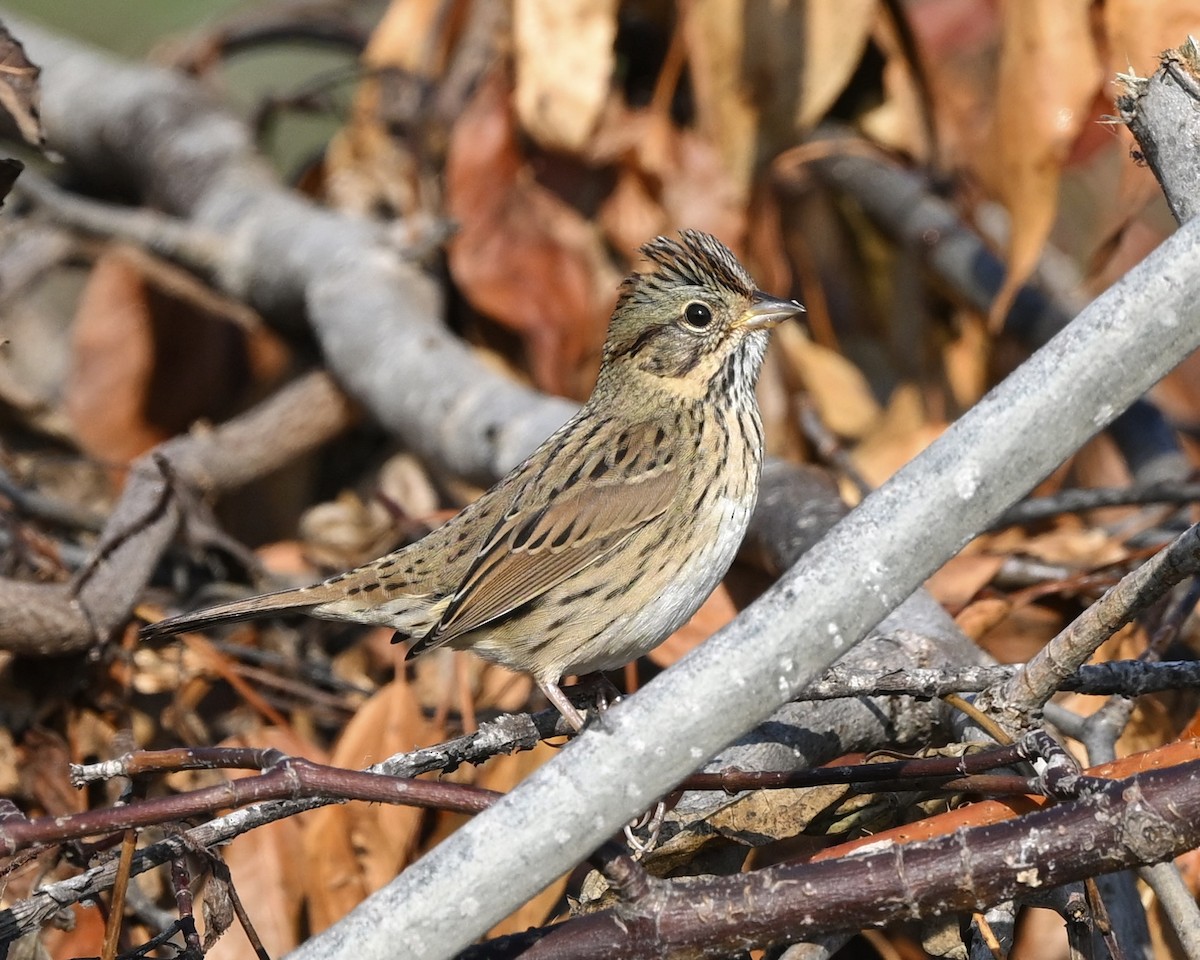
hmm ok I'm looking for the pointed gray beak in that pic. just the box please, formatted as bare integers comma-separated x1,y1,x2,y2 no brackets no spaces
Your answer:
739,291,806,330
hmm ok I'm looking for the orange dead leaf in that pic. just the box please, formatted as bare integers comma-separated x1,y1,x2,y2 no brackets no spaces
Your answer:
776,322,882,440
925,554,1006,611
984,0,1103,326
445,71,616,397
513,0,618,152
954,597,1013,644
302,675,440,932
971,602,1064,665
850,384,945,487
67,247,285,469
205,730,309,960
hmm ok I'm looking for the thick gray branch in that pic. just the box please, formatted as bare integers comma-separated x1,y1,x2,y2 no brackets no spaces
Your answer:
289,202,1200,958
4,11,575,485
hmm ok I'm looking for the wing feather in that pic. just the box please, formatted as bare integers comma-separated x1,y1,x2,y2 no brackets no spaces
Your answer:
410,421,678,653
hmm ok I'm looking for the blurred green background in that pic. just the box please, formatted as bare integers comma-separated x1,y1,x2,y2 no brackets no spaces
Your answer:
3,0,362,177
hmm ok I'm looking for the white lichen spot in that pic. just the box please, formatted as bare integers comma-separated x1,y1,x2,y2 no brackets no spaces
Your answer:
953,463,980,500
778,675,791,695
689,746,704,760
826,621,840,636
1015,867,1042,887
460,896,480,916
554,828,571,844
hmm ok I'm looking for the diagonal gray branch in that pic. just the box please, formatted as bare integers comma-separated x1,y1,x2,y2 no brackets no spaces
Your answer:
289,196,1200,959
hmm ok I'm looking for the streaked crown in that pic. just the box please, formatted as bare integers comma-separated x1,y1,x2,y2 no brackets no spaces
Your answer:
598,230,802,390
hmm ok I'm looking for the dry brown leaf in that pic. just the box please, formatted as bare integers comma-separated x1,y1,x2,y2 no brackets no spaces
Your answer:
514,0,618,152
600,163,670,259
850,383,944,486
39,903,108,960
302,675,439,931
648,584,738,668
941,310,990,410
1104,0,1200,77
784,0,879,131
66,247,284,468
324,0,446,215
205,730,309,960
682,0,758,197
686,0,876,189
984,0,1102,325
907,0,1000,170
660,126,749,245
1010,906,1072,960
972,602,1064,664
445,71,616,396
925,554,1006,610
861,6,931,159
1017,526,1127,568
954,596,1013,643
595,105,747,255
776,322,882,440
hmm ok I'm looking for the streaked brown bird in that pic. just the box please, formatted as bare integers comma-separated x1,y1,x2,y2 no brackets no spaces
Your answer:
141,230,803,729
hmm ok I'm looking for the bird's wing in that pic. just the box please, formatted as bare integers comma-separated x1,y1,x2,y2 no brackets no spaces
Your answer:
408,420,678,654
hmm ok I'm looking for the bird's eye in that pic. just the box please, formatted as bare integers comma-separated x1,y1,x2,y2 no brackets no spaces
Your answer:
683,301,713,329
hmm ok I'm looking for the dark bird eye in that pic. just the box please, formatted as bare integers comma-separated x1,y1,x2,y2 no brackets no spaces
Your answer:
683,302,713,329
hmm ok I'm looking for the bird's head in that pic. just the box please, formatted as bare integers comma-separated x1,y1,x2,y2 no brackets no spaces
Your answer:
598,230,803,398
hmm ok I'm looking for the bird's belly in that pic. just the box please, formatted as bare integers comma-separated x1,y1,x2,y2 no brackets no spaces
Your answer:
557,492,754,677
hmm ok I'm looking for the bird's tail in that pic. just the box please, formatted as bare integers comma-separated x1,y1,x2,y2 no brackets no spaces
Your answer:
139,583,337,641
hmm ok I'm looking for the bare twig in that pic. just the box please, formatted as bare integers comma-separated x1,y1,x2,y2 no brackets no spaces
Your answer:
993,479,1200,529
0,370,357,655
983,523,1200,732
512,757,1200,959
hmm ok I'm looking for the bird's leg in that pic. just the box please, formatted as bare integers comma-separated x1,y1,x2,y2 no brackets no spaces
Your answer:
574,672,623,712
538,680,587,732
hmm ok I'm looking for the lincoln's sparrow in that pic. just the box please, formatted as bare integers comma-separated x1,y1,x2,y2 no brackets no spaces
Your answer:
141,231,803,729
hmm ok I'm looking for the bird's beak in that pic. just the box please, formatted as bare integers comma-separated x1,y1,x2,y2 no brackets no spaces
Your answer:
739,291,806,331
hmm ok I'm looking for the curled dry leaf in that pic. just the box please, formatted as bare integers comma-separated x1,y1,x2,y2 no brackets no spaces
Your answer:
850,383,945,487
445,70,616,397
205,731,310,960
925,554,1007,611
513,0,618,152
775,321,882,440
984,0,1102,325
302,674,439,932
66,247,288,469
